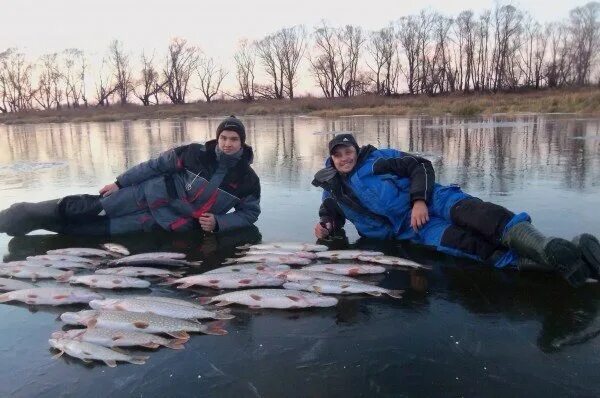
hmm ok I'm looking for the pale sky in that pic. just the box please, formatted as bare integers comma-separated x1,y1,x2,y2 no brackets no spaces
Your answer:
0,0,590,96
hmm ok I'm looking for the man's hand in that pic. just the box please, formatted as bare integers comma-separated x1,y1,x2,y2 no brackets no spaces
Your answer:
198,213,217,232
99,182,119,197
315,222,331,239
411,200,429,232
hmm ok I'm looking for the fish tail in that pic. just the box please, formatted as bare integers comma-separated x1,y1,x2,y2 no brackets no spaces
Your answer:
166,339,187,350
236,244,251,250
171,271,185,278
0,293,11,303
201,320,228,336
386,289,404,299
221,259,236,265
196,296,213,305
128,355,149,365
214,309,235,320
159,277,178,286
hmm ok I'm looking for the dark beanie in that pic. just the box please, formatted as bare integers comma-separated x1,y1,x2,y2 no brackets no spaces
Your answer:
216,115,246,144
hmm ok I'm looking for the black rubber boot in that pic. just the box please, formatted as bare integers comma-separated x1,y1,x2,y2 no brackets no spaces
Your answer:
573,233,600,279
502,222,589,287
0,199,62,236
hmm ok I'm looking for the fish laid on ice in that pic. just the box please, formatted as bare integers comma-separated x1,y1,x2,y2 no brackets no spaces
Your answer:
276,269,366,283
0,277,36,291
101,243,130,256
0,287,103,305
204,264,290,274
0,265,73,282
3,260,96,270
95,267,184,278
239,250,318,259
46,248,118,257
223,255,311,266
52,329,186,350
27,254,98,264
106,257,199,268
114,252,187,261
198,288,338,309
68,275,151,289
284,280,403,299
60,310,227,338
302,263,386,275
356,255,429,269
238,243,328,252
129,296,213,310
49,338,148,367
316,250,384,260
89,298,234,320
164,273,285,290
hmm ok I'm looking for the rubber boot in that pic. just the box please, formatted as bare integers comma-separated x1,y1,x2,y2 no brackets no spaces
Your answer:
0,199,62,236
502,222,589,287
573,233,600,279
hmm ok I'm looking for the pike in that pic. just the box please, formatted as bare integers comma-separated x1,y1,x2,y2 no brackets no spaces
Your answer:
129,295,216,310
52,328,187,350
26,254,98,264
238,242,328,252
60,310,227,338
239,250,318,259
46,248,119,257
3,260,96,270
49,338,149,367
67,275,151,289
106,257,199,268
356,255,430,269
101,243,130,256
302,263,386,275
198,288,339,309
204,264,290,274
95,267,184,278
113,252,187,261
276,269,367,283
0,277,36,291
0,265,74,282
163,273,285,290
223,255,312,265
89,298,234,320
283,280,403,299
315,250,384,260
0,287,103,305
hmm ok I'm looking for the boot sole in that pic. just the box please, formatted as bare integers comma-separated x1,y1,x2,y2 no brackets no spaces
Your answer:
544,238,589,288
578,233,600,278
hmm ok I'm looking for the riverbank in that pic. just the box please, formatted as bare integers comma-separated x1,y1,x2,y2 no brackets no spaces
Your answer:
1,87,599,125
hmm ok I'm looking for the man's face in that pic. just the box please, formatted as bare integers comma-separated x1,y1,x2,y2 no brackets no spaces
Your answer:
218,130,242,154
331,145,357,174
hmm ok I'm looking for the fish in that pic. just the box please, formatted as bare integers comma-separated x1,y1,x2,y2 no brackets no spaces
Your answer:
163,273,285,290
129,296,217,311
26,254,98,264
239,250,318,259
198,288,339,309
52,328,186,350
101,243,130,256
204,264,290,274
223,255,312,266
106,257,199,268
113,252,187,261
315,250,384,260
283,280,403,299
0,277,37,291
89,298,234,320
2,260,95,270
49,338,149,367
302,263,386,275
0,265,74,282
238,242,328,252
276,269,366,283
356,255,430,269
60,310,227,338
68,275,151,289
46,248,118,257
95,267,184,278
0,287,103,305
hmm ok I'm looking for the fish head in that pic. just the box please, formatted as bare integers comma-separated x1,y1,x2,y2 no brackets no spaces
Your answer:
50,331,67,339
310,296,339,307
48,338,68,351
60,310,97,325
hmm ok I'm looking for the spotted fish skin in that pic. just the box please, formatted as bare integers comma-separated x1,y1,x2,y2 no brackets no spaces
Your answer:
240,250,318,259
95,267,183,277
26,254,97,264
302,264,386,275
101,243,130,256
204,264,290,274
89,298,234,320
165,273,285,290
0,287,103,305
275,270,365,283
223,255,311,265
0,277,36,291
199,288,339,309
52,328,186,350
316,250,384,260
283,280,403,299
0,265,73,281
240,243,328,252
49,338,148,367
356,255,429,269
46,248,117,257
68,275,151,289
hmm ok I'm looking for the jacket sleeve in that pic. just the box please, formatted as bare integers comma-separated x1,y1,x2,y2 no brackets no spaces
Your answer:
372,152,435,204
214,192,261,233
319,191,346,231
115,145,188,188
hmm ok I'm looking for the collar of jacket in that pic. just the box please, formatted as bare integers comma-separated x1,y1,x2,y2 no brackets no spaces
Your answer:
205,139,254,166
312,145,378,187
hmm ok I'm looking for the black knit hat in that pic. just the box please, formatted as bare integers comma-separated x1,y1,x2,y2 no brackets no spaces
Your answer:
328,133,359,155
216,115,246,144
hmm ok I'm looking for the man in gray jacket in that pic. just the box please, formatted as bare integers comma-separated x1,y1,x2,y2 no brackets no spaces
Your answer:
0,115,261,236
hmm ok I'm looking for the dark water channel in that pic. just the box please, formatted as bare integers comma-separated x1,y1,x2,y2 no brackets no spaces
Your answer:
1,114,600,397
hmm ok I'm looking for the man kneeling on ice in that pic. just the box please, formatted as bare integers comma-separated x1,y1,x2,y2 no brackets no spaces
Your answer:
0,115,260,236
312,133,600,287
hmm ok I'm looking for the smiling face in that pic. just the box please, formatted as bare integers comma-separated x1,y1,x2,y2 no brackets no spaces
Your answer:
331,145,358,174
218,130,242,154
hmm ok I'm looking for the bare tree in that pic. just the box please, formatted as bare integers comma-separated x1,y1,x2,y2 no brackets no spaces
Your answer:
276,25,306,98
134,52,163,106
108,40,133,105
197,56,227,102
255,34,284,99
62,49,87,108
34,53,63,110
398,16,420,94
163,38,200,104
95,58,117,106
367,25,398,95
234,39,256,101
569,2,600,86
0,49,35,112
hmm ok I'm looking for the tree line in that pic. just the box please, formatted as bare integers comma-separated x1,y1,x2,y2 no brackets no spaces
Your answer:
0,2,598,113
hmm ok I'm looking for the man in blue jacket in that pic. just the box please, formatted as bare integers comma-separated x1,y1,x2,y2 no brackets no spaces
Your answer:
312,133,600,287
0,116,260,236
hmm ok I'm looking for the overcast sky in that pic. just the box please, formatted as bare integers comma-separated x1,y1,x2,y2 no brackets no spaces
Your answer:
1,0,591,95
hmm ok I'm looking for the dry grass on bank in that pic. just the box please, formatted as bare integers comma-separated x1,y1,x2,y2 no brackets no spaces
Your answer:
1,88,599,125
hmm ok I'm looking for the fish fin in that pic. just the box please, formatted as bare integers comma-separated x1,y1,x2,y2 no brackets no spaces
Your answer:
159,277,177,286
196,297,212,305
82,358,93,363
238,279,252,285
366,291,383,297
286,295,301,302
55,270,74,282
0,293,10,303
85,318,98,328
236,244,251,250
249,305,261,309
111,347,127,354
386,290,404,299
171,272,185,278
312,286,323,294
104,360,117,367
201,320,227,336
348,268,360,276
177,282,196,289
214,301,232,307
166,341,186,350
214,309,235,320
221,259,235,265
52,350,64,359
167,331,190,340
129,356,149,365
114,304,127,311
133,321,149,329
140,343,160,349
52,295,68,300
250,294,262,301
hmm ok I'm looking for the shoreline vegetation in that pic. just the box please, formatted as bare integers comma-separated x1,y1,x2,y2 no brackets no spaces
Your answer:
0,88,599,125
